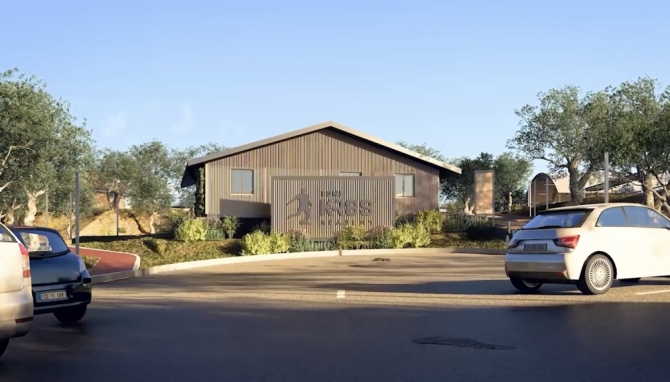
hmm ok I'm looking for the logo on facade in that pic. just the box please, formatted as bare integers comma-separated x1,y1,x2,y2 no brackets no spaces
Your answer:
287,189,374,226
286,188,312,225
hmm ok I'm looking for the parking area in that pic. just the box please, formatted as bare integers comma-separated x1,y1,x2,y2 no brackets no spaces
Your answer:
2,253,670,381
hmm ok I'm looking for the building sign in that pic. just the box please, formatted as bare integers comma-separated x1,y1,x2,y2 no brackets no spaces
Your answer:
474,170,494,216
271,176,395,239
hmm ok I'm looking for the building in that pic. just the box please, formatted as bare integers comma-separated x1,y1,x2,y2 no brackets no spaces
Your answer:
180,121,461,219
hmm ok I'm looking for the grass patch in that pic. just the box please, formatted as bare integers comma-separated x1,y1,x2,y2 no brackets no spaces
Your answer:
83,238,241,269
82,256,100,270
428,233,507,250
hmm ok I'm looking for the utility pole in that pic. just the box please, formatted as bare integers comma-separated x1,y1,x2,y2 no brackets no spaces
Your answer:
75,172,80,256
45,188,49,227
604,152,610,203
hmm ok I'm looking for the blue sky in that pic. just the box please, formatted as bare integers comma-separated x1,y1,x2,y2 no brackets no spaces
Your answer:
2,0,669,175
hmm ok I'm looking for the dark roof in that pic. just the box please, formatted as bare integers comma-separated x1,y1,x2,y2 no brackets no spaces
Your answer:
180,121,461,187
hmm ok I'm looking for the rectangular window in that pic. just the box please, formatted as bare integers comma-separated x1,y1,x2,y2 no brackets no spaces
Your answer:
395,174,415,197
340,172,362,176
231,169,254,194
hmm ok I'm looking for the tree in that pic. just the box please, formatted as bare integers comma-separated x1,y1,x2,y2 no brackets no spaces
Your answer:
493,152,533,211
169,142,227,208
592,78,670,210
441,152,494,214
507,85,608,202
127,140,173,233
396,141,448,163
91,149,137,210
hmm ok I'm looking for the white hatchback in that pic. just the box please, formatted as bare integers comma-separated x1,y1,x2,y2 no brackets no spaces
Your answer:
505,203,670,295
0,222,34,358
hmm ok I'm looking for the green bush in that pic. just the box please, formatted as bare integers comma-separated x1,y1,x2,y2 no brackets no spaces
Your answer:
335,225,370,250
175,218,208,243
143,238,167,255
390,222,431,248
288,229,314,252
416,209,444,233
240,230,291,255
442,213,487,232
221,216,241,238
252,220,271,234
368,225,393,249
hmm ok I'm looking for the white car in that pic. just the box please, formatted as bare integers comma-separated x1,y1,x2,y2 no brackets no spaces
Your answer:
505,203,670,295
0,222,33,358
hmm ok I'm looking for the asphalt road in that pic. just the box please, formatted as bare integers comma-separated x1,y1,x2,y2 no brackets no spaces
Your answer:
2,253,670,381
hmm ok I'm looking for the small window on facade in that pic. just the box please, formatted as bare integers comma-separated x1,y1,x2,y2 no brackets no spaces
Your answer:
340,172,362,176
395,174,415,197
231,169,254,194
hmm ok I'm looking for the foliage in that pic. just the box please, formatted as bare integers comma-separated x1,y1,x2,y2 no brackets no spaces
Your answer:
389,222,431,248
395,142,448,162
287,229,312,252
252,220,271,234
221,216,241,239
506,85,611,202
90,149,137,210
194,166,205,216
441,152,494,213
428,233,507,250
84,238,240,269
143,237,167,255
240,229,291,256
335,224,370,250
442,213,488,232
492,152,533,211
368,225,393,249
174,218,208,242
416,209,444,234
168,143,226,208
202,217,224,240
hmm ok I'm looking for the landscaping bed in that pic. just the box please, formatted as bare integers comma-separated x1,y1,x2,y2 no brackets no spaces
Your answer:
82,238,241,269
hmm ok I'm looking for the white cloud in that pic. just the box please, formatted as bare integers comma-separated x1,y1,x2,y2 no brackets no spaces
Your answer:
100,112,128,137
172,104,196,136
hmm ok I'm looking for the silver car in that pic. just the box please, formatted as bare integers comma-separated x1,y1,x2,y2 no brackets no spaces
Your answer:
0,223,34,358
505,203,670,295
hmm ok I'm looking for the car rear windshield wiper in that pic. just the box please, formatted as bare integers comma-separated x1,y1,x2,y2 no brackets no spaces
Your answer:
29,250,69,258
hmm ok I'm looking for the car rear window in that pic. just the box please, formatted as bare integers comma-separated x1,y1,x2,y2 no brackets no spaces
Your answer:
0,225,16,243
11,229,70,254
523,210,591,229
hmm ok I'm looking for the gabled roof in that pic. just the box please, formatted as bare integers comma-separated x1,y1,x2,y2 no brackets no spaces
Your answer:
181,121,461,188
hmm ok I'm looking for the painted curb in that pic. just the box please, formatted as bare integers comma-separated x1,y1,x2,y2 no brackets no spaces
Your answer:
70,246,142,271
90,247,505,285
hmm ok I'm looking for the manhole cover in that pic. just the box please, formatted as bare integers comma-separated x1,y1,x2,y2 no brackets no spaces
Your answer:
412,337,515,350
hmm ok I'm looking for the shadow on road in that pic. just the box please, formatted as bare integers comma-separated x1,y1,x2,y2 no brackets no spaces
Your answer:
1,296,670,382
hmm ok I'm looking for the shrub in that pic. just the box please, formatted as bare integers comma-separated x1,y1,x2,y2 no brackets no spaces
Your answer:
143,238,167,255
390,222,431,248
164,214,188,236
252,220,271,234
442,213,487,232
175,218,208,243
269,230,291,253
288,229,313,252
203,217,225,240
368,225,393,249
221,216,241,238
240,230,290,255
240,230,273,255
335,225,370,250
416,209,444,233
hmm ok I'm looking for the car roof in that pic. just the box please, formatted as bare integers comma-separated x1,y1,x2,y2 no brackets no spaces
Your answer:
544,202,647,213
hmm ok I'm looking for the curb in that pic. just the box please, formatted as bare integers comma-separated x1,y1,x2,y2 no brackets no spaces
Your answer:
90,247,505,285
71,246,142,271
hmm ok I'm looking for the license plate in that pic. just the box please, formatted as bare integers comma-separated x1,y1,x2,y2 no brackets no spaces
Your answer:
38,291,68,302
524,243,547,251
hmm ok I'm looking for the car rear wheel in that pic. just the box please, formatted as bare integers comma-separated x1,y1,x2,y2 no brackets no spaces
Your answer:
620,278,641,283
54,304,87,325
510,277,543,293
0,339,8,358
577,254,614,295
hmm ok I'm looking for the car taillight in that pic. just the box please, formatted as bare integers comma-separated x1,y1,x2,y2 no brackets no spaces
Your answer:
507,239,520,249
19,243,30,278
553,235,580,249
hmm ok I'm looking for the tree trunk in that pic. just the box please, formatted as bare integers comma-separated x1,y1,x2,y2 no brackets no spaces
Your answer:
23,190,46,226
567,166,584,203
643,172,655,208
463,197,471,214
507,192,513,212
1,200,22,225
149,211,157,234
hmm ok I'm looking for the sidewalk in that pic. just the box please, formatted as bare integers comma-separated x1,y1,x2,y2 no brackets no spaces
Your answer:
69,246,140,276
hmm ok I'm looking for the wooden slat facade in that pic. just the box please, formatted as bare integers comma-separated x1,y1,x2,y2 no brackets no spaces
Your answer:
205,128,440,218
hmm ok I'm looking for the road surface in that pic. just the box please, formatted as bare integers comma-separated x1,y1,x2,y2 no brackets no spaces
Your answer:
2,253,670,381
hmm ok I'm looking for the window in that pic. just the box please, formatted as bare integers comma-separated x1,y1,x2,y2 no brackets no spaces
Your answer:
12,228,70,254
340,172,361,176
523,209,591,230
231,169,254,194
596,207,628,227
624,206,670,228
0,225,16,243
395,174,415,197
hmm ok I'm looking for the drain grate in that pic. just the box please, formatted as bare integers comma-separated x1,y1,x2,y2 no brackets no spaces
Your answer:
412,337,515,350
